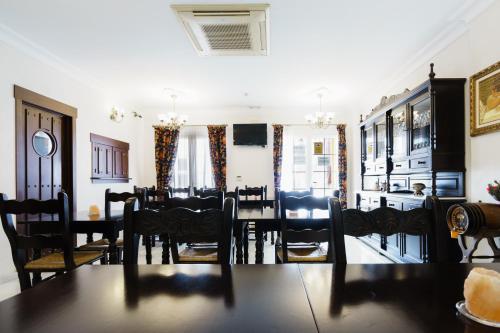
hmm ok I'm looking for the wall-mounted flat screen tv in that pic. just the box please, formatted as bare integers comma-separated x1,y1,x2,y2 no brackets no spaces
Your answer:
233,123,267,146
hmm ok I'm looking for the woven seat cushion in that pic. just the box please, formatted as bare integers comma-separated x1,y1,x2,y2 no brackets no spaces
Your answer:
79,238,123,250
24,251,103,271
277,245,328,262
178,247,218,262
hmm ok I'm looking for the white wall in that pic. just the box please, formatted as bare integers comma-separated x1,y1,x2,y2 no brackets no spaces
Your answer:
353,1,500,204
137,106,357,203
0,40,140,283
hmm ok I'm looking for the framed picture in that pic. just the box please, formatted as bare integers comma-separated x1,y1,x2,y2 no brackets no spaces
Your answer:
470,61,500,136
313,141,323,155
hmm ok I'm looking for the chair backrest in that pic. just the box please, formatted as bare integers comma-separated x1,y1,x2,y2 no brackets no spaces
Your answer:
279,194,333,262
0,192,75,274
280,188,313,199
105,188,145,219
140,186,170,209
169,186,191,197
200,188,226,198
225,187,240,219
238,186,264,209
331,197,447,264
165,193,224,210
123,197,235,265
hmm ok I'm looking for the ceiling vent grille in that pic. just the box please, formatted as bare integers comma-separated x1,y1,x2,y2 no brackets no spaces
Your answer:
171,4,270,56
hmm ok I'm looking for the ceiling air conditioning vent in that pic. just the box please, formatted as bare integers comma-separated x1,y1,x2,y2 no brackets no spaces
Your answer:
171,4,270,56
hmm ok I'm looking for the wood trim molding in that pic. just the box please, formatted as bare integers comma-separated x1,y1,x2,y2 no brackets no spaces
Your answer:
14,85,77,118
90,133,129,149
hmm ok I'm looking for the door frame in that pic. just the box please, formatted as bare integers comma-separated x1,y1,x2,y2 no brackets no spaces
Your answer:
14,85,78,213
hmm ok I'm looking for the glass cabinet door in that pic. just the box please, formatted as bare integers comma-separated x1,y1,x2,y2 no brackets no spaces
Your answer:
391,105,407,157
375,121,386,159
411,97,431,152
365,127,374,161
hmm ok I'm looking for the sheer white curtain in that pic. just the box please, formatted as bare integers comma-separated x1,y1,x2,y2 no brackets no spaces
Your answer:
172,127,214,189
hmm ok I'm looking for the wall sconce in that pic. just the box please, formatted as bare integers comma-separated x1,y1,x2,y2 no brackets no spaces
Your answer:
110,107,125,123
132,111,143,119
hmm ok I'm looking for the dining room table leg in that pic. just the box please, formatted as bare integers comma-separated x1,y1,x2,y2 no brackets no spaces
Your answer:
255,226,264,264
106,233,119,264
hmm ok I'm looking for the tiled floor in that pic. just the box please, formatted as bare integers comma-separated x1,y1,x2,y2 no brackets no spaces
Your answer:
0,236,390,302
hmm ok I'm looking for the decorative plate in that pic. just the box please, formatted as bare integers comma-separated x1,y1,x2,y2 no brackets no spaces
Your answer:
456,301,500,328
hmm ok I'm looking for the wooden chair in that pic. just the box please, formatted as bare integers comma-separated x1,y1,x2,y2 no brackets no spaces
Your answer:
142,186,170,210
169,186,191,198
0,192,103,290
200,187,226,198
165,194,225,254
79,189,145,263
123,197,235,265
330,196,448,263
239,186,265,209
166,193,224,210
275,194,333,263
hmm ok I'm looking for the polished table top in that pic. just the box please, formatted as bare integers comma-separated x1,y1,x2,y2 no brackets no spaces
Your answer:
1,263,498,333
300,263,500,333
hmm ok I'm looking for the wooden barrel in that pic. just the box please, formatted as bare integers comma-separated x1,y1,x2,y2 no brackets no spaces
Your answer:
447,203,500,236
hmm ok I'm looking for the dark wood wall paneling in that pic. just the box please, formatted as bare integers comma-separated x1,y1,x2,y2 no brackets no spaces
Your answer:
90,133,130,183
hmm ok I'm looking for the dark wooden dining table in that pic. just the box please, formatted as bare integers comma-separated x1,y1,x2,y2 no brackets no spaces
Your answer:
0,263,498,333
16,210,123,264
72,210,123,264
236,207,330,263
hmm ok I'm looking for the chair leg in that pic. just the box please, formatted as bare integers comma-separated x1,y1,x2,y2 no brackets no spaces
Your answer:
32,272,42,285
274,244,281,264
145,236,152,264
161,236,170,264
18,271,32,291
117,248,123,264
152,235,156,247
271,231,275,245
243,224,249,264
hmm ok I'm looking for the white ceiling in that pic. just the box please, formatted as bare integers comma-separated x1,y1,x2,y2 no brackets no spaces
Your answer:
0,0,492,115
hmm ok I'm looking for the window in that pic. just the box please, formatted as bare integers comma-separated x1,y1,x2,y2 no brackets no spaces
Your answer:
281,127,338,197
172,127,214,189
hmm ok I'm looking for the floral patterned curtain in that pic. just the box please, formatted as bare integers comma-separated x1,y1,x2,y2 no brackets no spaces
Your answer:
154,126,180,190
337,124,347,209
207,125,227,190
272,124,284,190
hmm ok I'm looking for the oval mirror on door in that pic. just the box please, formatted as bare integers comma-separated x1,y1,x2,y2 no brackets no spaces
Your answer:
32,130,56,157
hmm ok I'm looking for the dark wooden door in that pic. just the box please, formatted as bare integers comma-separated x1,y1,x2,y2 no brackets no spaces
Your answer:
25,105,63,201
15,86,77,236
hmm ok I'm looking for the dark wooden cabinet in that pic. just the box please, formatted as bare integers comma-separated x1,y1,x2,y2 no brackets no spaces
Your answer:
90,133,130,183
357,65,466,263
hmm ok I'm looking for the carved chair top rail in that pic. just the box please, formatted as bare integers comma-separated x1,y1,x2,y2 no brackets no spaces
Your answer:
341,206,432,237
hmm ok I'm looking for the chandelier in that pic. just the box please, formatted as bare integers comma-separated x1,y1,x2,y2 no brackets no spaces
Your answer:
305,93,335,129
157,94,188,130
